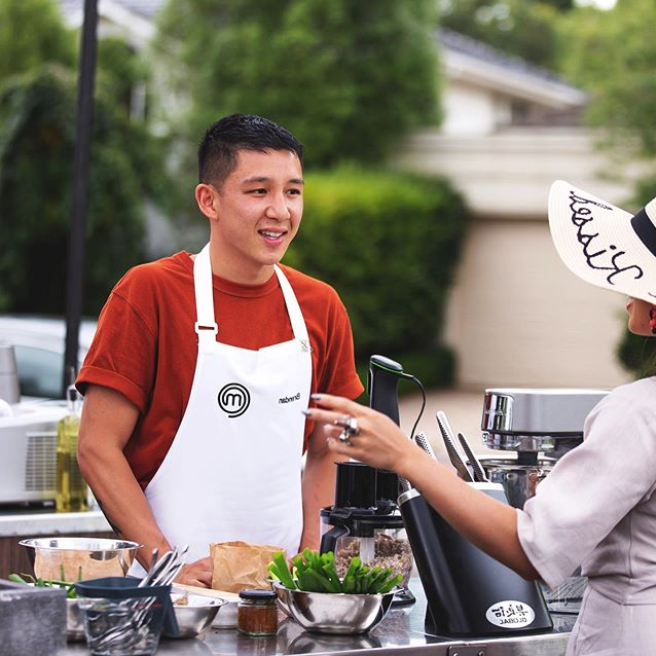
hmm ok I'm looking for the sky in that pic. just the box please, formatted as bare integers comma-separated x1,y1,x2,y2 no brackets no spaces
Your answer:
576,0,617,8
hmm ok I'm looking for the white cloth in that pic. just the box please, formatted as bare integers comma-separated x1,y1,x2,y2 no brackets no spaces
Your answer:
140,244,312,567
517,376,656,655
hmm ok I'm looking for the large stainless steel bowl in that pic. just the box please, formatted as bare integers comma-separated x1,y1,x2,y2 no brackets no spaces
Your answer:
272,581,395,635
19,537,141,581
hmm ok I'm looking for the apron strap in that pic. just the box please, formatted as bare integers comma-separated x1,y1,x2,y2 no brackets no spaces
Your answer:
193,244,310,350
193,244,218,344
274,265,311,349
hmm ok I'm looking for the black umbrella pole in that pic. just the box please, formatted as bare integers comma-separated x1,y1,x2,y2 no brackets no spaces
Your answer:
63,0,99,397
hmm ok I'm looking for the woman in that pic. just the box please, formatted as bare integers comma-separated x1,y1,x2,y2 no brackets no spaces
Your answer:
304,180,656,656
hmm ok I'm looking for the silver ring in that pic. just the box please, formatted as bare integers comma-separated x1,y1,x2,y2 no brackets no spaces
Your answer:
338,432,352,445
335,415,359,444
334,415,360,437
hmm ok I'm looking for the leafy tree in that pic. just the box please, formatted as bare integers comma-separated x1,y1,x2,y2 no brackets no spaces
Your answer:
97,38,151,121
155,0,441,169
0,0,75,83
438,0,562,68
0,1,172,315
557,0,656,160
0,64,167,314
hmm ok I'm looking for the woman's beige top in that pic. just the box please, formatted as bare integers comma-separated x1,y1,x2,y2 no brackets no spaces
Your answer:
517,376,656,654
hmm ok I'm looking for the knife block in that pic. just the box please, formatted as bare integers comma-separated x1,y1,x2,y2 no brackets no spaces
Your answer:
399,484,553,637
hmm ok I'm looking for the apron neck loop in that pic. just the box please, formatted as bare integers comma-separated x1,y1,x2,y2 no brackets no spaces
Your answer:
193,243,310,348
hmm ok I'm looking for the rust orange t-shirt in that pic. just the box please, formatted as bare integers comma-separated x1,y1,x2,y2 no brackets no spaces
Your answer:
77,252,364,488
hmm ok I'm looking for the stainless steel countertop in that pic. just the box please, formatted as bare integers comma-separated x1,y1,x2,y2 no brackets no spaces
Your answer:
61,582,576,656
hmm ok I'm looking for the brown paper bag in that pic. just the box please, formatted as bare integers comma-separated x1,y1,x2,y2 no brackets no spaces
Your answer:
210,540,285,593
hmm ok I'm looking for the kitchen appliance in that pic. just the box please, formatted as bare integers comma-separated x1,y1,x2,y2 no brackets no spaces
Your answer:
479,387,609,613
319,355,417,606
399,481,553,637
0,400,68,505
478,387,608,510
481,388,608,468
399,427,553,637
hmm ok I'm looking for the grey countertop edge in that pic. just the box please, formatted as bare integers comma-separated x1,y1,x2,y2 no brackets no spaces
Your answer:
0,510,112,537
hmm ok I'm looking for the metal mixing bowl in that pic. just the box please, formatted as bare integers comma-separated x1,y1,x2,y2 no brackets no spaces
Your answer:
169,593,225,638
19,537,141,581
272,581,396,635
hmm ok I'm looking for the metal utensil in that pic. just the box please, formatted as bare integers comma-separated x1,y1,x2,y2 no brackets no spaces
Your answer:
436,411,474,482
414,431,438,461
457,432,489,483
138,548,159,588
91,545,189,651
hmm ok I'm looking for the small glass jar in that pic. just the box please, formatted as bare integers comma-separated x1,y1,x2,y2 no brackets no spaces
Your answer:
237,589,278,636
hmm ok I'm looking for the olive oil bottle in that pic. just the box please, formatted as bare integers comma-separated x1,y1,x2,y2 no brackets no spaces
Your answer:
56,368,88,512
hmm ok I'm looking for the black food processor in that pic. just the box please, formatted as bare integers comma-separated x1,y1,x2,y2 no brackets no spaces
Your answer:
319,355,416,606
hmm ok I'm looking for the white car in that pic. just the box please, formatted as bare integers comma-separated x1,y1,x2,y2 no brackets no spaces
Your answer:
0,316,97,400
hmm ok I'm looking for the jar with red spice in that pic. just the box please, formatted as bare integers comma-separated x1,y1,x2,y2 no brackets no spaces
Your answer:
237,589,279,636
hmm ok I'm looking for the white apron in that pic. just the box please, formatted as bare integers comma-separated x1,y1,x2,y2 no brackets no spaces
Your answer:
134,244,312,572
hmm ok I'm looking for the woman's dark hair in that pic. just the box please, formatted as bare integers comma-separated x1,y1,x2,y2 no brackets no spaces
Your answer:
198,114,304,186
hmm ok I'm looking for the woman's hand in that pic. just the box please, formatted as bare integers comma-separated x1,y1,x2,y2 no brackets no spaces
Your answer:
305,393,425,479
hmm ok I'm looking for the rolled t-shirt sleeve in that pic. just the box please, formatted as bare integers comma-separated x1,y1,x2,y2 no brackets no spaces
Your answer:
517,384,656,590
77,287,157,414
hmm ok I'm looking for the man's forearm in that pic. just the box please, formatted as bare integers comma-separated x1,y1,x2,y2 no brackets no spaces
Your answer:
77,386,170,570
80,448,171,568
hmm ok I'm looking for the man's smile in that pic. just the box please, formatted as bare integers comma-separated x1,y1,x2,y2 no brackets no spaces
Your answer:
259,228,288,243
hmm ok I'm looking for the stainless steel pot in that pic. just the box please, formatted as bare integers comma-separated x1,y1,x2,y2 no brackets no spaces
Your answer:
478,456,556,509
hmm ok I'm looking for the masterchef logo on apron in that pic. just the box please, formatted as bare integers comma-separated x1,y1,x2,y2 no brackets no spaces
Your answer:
218,382,251,418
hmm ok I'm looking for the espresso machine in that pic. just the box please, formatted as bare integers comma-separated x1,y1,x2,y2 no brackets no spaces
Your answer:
477,387,608,612
479,388,608,509
320,355,416,606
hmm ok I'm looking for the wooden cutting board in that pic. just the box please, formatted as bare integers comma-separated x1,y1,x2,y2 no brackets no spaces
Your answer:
172,582,240,601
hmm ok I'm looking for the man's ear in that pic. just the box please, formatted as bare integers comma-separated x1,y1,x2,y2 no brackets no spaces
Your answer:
195,183,219,221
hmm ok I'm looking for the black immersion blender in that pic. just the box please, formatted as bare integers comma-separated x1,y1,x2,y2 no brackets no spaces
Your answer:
320,355,416,607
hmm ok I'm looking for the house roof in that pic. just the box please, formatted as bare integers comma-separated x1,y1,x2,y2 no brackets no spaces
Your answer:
437,27,586,109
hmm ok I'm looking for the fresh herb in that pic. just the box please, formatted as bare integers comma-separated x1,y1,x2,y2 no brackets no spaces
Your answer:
268,548,403,595
9,572,78,599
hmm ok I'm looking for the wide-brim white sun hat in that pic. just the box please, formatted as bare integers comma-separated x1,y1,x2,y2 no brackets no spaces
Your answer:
548,180,656,304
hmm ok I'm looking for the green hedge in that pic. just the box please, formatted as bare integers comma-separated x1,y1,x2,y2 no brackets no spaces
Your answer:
284,166,468,389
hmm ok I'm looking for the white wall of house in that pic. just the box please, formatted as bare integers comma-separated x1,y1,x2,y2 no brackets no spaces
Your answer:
397,126,648,391
441,80,506,136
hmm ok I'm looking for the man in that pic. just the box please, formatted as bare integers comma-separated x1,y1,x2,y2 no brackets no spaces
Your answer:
77,114,364,586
